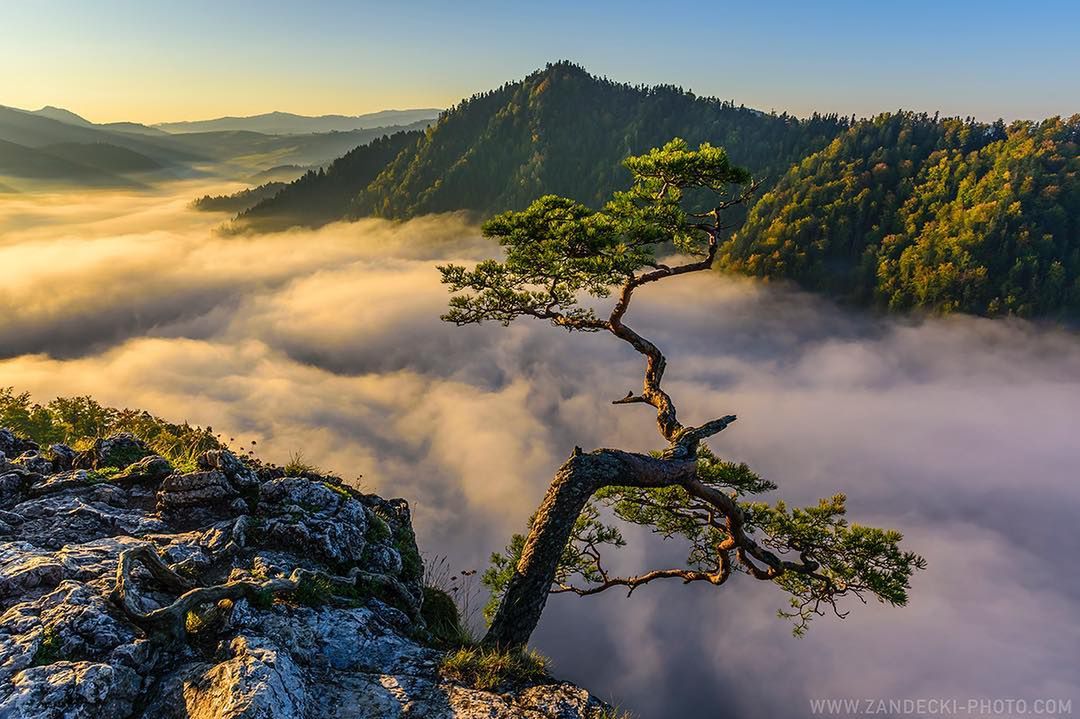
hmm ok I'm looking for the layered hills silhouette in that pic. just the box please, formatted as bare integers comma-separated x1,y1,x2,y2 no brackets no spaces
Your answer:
0,104,438,186
156,108,440,135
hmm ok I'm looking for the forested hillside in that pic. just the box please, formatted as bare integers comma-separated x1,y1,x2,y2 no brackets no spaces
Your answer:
350,61,848,217
235,62,1078,319
239,62,848,228
191,181,287,213
722,113,1080,317
235,130,421,231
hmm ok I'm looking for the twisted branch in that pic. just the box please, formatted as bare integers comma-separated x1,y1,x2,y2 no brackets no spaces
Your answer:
553,472,838,603
604,193,752,442
555,533,735,597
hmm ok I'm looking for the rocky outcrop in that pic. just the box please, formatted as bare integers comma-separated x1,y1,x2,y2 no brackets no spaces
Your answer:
0,430,609,718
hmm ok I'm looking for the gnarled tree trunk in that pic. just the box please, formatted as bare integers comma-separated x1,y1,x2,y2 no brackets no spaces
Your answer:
482,448,697,648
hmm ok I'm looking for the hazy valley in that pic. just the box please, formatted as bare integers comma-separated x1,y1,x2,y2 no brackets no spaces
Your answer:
0,103,439,190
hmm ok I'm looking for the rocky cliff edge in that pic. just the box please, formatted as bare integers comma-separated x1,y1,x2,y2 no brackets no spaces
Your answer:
0,428,611,718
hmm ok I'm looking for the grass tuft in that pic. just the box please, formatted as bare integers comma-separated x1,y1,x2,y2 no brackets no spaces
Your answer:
31,627,63,666
284,450,320,477
393,523,423,585
322,480,353,501
86,466,120,482
249,587,276,610
290,573,337,606
365,513,392,544
439,645,549,690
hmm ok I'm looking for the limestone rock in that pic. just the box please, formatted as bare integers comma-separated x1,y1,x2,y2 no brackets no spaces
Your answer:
73,433,148,471
146,636,306,719
0,429,37,460
257,478,371,567
11,492,165,548
13,451,53,477
47,444,76,472
198,449,259,491
157,470,239,511
0,427,610,719
0,661,141,719
118,455,173,483
0,472,27,510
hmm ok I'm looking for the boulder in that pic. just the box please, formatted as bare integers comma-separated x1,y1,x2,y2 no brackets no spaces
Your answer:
48,444,77,472
256,478,373,568
73,433,148,471
13,451,53,477
0,429,38,459
157,470,238,511
0,661,141,719
145,636,306,719
198,449,259,491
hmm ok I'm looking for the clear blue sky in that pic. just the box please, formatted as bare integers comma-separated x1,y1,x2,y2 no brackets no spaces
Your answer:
3,0,1076,123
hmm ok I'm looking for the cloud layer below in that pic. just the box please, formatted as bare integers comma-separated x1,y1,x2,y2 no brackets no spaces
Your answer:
2,186,1078,717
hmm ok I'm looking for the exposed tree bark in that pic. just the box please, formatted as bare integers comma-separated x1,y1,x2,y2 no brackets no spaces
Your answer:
481,417,824,647
483,201,740,647
484,448,700,647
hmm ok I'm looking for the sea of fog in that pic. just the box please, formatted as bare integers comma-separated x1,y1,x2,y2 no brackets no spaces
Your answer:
2,184,1078,718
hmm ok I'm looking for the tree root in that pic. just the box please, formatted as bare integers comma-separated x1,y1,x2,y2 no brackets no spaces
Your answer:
110,543,421,639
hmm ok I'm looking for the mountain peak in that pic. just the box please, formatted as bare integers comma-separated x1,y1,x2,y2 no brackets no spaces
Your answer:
31,105,93,127
346,63,843,220
528,60,596,86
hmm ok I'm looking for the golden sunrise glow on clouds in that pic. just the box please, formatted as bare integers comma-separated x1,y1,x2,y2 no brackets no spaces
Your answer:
2,182,1079,716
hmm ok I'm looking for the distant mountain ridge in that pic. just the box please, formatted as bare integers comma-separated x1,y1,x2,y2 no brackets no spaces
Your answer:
237,61,1079,319
29,105,96,127
0,103,436,186
0,105,188,158
155,108,441,135
14,105,167,138
0,139,132,185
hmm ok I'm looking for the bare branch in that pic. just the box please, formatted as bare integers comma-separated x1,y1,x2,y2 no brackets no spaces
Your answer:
604,220,727,442
667,415,739,457
553,530,735,597
552,563,731,597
